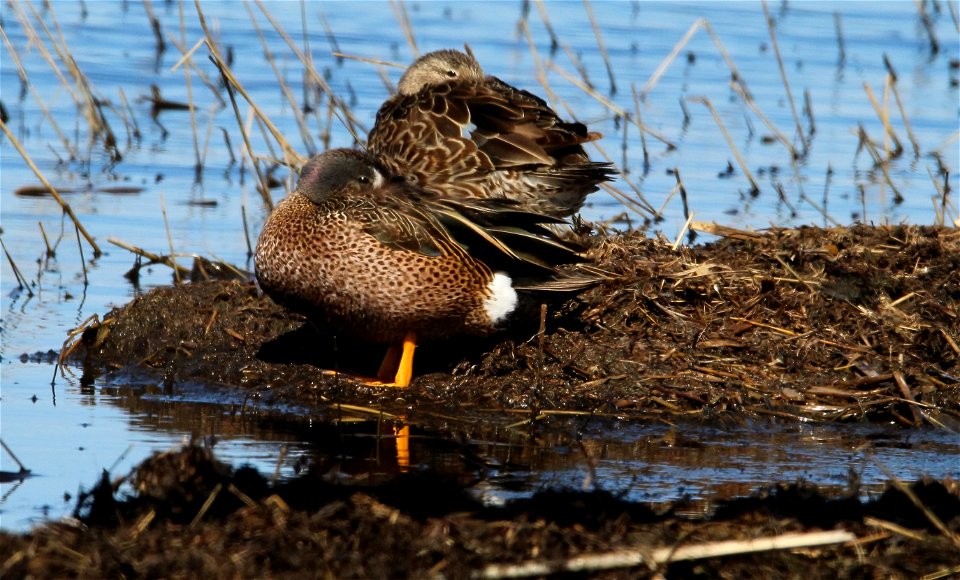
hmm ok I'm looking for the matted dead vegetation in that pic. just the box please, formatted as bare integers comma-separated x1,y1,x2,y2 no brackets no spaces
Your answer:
1,444,958,578
68,223,960,427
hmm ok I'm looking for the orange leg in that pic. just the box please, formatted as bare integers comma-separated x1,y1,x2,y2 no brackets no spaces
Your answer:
360,330,417,388
392,331,417,387
377,344,403,383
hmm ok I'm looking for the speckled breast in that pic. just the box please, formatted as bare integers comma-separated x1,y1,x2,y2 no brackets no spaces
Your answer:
254,193,498,344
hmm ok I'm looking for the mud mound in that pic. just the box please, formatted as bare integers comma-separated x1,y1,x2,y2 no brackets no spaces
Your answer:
70,224,959,424
2,445,957,578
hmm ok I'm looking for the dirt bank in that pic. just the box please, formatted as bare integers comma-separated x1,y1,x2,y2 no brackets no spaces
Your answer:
69,223,960,425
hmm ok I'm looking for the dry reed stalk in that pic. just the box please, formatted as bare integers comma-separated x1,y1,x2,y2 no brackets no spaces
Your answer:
219,126,237,165
655,183,682,220
0,20,28,88
316,9,342,65
70,225,88,289
862,80,904,157
167,36,227,107
252,114,283,166
26,1,119,159
916,0,941,54
870,457,960,547
730,69,798,159
689,221,763,240
761,0,806,151
10,2,75,101
159,193,181,285
949,0,960,30
196,2,303,168
197,103,219,168
773,182,799,218
803,88,816,136
672,212,694,251
252,0,366,145
530,1,595,88
857,126,904,204
38,222,56,257
688,97,760,195
143,0,165,54
582,0,616,94
213,53,274,209
177,0,202,172
244,2,317,155
799,192,841,227
638,17,703,100
892,371,924,426
1,119,101,256
188,483,222,530
241,205,254,258
480,530,856,578
107,237,192,277
834,12,846,65
390,0,419,57
117,88,140,145
1,17,78,159
886,72,921,157
586,140,657,217
642,17,753,105
531,0,561,55
331,52,405,70
519,18,559,106
0,439,30,474
550,63,675,148
630,84,651,171
0,236,33,296
926,166,955,227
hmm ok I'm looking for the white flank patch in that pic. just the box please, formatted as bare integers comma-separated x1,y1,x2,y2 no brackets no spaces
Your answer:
483,272,518,324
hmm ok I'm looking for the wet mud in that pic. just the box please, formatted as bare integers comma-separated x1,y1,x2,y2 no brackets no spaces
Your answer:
1,445,958,577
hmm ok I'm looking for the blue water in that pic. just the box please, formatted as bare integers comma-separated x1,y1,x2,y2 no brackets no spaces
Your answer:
2,0,958,531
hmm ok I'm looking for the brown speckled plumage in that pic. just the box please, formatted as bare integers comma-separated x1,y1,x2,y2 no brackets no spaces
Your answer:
368,49,615,217
254,149,595,350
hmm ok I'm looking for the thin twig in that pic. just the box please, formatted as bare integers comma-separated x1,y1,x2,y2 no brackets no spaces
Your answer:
583,0,616,94
0,236,33,296
834,12,845,66
762,0,806,150
0,119,101,256
688,97,760,195
178,0,202,173
863,80,903,157
390,0,418,57
108,237,192,277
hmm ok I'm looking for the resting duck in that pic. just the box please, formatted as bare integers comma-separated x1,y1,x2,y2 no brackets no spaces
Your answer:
367,49,615,218
254,148,599,387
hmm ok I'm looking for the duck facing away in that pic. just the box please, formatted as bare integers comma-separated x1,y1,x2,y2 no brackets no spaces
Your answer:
367,49,615,218
254,148,599,388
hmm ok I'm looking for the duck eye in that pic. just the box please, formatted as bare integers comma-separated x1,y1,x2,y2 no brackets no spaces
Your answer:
357,175,370,184
445,69,457,78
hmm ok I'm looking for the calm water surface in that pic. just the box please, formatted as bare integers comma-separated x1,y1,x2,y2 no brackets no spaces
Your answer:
1,1,958,531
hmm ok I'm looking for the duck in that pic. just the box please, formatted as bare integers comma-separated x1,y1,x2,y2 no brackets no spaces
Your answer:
367,49,615,218
254,148,599,388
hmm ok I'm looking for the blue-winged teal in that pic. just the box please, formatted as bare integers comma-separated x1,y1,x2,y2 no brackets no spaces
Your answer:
254,148,598,387
367,49,615,218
